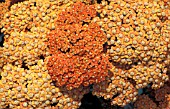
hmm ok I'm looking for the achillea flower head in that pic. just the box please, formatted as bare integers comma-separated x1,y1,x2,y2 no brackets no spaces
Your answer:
46,2,112,90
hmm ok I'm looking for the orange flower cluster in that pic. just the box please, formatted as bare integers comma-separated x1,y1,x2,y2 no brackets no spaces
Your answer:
0,0,10,29
47,23,104,57
46,2,112,90
56,1,96,25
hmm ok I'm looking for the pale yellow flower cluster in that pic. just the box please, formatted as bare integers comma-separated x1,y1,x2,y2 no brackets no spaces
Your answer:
91,0,170,106
0,60,89,109
0,0,93,108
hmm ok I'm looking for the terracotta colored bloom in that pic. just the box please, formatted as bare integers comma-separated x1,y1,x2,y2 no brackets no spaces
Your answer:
46,2,112,90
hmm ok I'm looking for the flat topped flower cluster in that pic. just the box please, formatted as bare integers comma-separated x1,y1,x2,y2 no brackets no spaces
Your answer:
46,2,112,90
0,0,170,108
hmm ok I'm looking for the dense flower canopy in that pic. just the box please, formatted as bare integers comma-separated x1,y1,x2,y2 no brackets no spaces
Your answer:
0,0,170,108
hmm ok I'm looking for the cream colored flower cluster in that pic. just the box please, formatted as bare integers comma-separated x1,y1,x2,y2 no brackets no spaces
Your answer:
91,0,170,106
0,60,89,109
